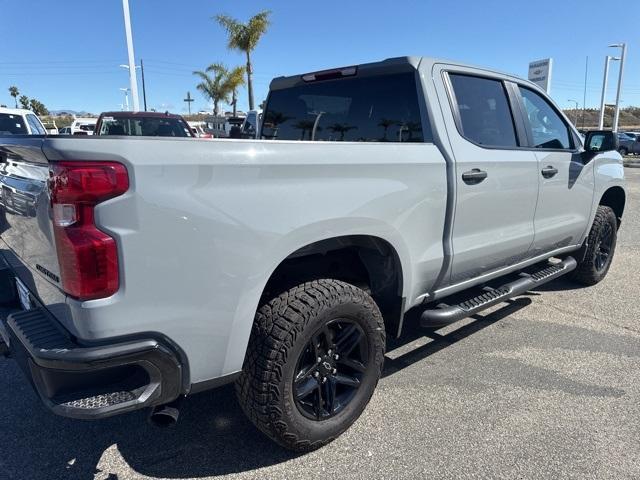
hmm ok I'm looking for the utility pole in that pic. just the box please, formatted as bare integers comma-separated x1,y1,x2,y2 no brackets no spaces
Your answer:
140,59,147,111
609,43,627,132
568,99,579,125
121,0,140,111
184,92,194,115
581,56,588,129
598,55,619,129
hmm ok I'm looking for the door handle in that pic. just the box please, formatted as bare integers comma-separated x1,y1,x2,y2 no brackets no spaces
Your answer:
461,168,488,185
541,165,558,178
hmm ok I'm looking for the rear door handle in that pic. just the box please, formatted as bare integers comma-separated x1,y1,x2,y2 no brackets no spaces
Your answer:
461,168,488,185
541,165,558,178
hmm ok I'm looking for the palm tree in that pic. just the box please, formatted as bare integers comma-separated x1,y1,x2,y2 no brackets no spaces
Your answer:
293,120,316,140
377,118,396,141
8,86,19,108
19,95,29,110
226,66,246,117
328,123,357,141
193,63,232,116
215,10,271,111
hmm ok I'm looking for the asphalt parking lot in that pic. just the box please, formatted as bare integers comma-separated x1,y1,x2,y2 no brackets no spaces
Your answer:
1,169,638,480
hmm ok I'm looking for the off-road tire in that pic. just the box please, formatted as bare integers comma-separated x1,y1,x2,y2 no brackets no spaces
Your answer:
571,205,618,286
235,279,385,451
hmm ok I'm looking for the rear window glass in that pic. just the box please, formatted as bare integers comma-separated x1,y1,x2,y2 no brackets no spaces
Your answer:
99,116,191,137
0,114,28,135
261,72,429,142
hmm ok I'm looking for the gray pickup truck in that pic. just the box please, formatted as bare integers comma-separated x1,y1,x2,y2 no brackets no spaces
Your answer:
0,56,626,451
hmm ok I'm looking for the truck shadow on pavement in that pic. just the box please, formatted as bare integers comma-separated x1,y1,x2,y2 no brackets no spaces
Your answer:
0,299,532,480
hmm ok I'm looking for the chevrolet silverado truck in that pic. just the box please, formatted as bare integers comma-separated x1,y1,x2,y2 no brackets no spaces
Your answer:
0,57,626,451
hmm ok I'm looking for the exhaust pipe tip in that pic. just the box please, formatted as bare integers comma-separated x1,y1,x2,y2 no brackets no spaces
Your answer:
149,399,182,427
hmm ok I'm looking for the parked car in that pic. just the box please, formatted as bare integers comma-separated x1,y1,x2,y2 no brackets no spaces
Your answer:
0,107,47,135
617,132,640,155
69,117,97,136
95,111,194,137
187,121,212,138
0,56,625,452
239,109,262,139
622,131,640,141
57,126,72,135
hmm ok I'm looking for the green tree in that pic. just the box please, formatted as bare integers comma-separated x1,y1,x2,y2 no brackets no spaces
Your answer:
377,118,397,141
226,65,246,117
28,99,49,116
8,86,19,108
19,95,29,109
215,10,271,111
193,63,232,116
328,123,356,141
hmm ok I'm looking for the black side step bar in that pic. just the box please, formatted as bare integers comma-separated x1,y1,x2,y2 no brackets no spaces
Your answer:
420,256,577,328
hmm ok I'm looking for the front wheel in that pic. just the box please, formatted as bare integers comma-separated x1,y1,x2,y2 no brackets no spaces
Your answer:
619,147,628,156
570,205,618,286
236,279,385,451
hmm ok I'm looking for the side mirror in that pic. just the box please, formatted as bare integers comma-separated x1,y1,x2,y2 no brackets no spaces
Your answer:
584,130,619,153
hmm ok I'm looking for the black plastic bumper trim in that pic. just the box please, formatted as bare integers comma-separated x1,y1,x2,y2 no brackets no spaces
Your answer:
420,256,577,327
5,307,183,420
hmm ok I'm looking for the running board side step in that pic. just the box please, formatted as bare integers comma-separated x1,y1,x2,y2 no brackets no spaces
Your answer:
420,256,577,328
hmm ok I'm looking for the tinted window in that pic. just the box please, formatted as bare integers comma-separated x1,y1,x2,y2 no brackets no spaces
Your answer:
26,115,46,135
519,87,572,149
0,113,28,135
449,74,518,148
262,72,428,142
98,116,191,137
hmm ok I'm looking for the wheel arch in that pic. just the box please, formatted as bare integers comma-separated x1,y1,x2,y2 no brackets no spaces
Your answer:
259,234,406,337
599,186,626,226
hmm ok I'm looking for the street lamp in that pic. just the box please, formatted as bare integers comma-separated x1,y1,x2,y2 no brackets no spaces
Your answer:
568,99,579,125
121,0,140,112
119,87,130,111
598,55,620,129
609,43,627,132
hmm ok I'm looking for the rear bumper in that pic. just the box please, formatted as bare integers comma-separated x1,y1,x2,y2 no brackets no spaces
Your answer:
1,307,183,419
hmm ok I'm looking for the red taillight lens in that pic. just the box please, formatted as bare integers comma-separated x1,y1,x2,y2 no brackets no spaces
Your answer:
49,161,129,300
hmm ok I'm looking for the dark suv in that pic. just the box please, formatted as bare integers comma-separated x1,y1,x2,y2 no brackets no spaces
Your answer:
95,111,194,137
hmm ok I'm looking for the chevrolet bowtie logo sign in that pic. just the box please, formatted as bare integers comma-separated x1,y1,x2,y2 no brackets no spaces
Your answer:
528,58,553,93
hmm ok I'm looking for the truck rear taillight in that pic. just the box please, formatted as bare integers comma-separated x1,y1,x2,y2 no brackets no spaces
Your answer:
49,161,129,300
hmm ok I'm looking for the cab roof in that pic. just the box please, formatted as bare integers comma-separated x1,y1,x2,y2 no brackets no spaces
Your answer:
269,56,536,91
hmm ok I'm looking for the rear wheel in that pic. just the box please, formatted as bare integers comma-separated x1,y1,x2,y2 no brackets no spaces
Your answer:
571,205,618,286
236,279,385,451
619,147,628,156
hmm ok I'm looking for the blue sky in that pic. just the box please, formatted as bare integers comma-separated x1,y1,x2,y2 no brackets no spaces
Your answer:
2,0,639,115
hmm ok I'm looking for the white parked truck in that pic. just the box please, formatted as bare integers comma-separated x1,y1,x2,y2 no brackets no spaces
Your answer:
0,56,626,451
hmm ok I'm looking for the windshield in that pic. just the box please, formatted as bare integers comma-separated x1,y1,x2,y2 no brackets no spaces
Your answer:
262,72,427,142
0,113,28,135
99,116,192,137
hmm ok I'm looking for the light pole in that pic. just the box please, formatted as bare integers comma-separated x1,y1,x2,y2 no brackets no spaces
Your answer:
120,88,130,111
568,99,579,125
121,0,140,112
598,55,620,129
609,43,627,132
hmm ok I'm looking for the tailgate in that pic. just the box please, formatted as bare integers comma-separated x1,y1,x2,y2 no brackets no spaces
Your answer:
0,137,63,299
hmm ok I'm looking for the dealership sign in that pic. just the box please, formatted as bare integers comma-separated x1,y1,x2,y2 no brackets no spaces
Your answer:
528,58,553,93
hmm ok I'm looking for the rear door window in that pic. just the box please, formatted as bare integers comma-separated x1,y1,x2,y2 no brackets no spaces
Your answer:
0,114,28,135
449,73,518,148
262,72,429,142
